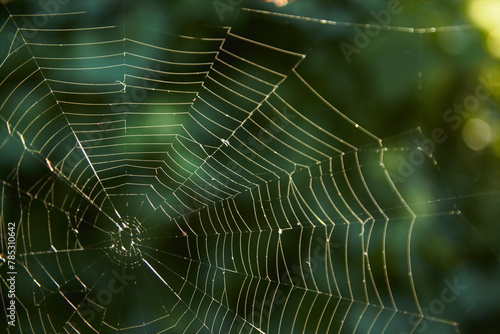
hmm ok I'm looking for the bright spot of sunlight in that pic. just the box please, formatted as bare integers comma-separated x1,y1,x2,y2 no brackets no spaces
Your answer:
467,0,500,30
467,0,500,58
486,32,500,58
265,0,290,7
462,118,492,151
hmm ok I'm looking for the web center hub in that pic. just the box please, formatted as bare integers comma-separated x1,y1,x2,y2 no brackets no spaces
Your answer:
107,217,144,266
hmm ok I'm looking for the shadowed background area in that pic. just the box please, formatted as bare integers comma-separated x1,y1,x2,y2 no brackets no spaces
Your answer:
0,0,499,333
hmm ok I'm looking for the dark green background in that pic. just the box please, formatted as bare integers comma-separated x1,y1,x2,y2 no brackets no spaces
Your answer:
1,0,499,333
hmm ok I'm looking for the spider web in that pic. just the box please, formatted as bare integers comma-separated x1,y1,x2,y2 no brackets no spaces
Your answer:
1,0,499,333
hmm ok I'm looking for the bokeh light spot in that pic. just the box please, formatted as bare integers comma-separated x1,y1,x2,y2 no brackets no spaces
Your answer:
462,118,492,151
467,0,500,58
